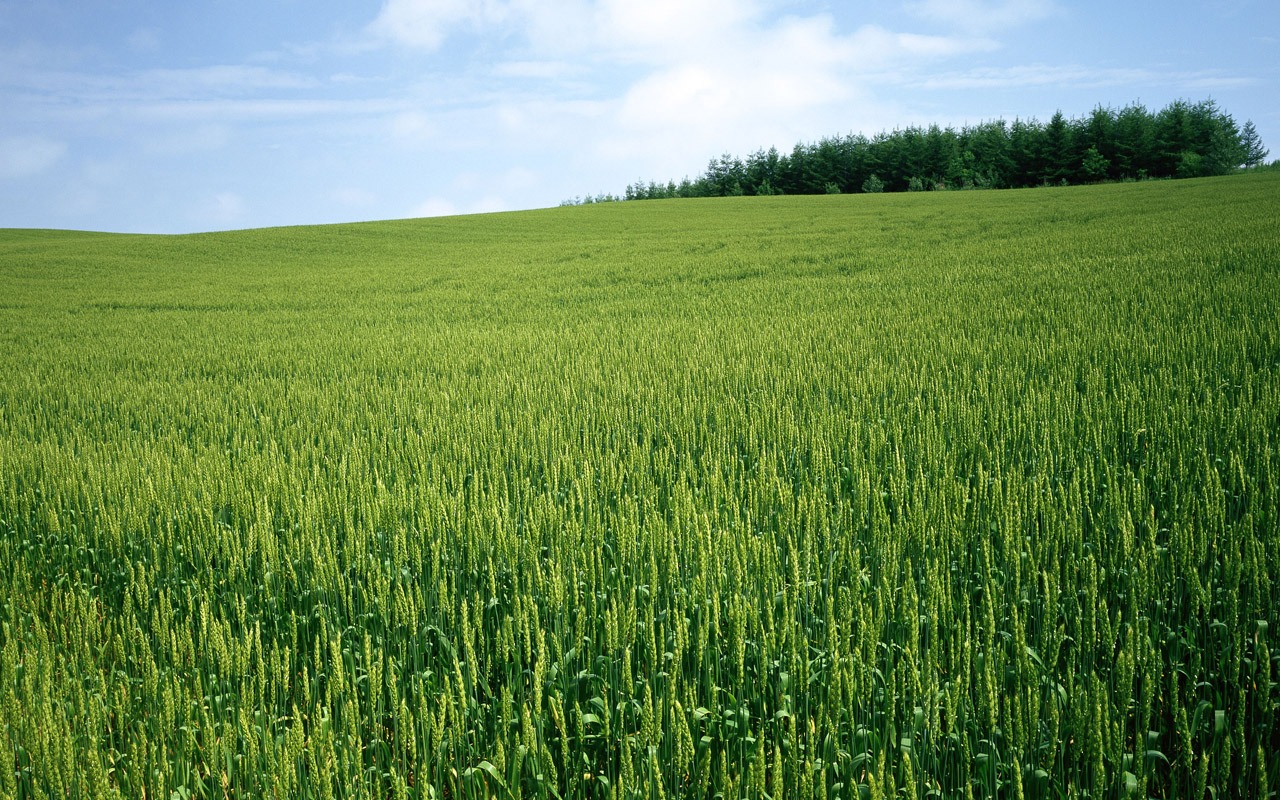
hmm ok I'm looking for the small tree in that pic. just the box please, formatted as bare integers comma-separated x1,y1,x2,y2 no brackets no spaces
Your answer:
824,181,842,195
1240,120,1269,168
861,174,885,193
1081,146,1110,182
907,176,925,192
1176,150,1204,179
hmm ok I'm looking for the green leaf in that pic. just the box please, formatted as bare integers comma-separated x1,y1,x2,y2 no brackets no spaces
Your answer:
463,759,506,786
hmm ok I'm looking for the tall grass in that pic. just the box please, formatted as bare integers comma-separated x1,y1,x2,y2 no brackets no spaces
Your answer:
1,173,1278,798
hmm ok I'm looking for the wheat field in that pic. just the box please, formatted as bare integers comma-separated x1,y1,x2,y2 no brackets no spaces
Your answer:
1,173,1277,798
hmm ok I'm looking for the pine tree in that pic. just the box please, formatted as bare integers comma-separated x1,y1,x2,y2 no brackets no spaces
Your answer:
1081,146,1109,183
1042,111,1073,184
1240,120,1268,168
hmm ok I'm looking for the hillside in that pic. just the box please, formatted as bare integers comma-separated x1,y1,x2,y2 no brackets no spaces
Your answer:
2,173,1278,798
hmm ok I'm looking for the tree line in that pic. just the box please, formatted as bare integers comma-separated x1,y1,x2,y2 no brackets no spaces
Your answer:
566,99,1270,204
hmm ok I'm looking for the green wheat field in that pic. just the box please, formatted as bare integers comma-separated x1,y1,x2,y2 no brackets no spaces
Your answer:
2,173,1278,799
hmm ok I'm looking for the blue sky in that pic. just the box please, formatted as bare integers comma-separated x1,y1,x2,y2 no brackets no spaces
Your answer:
1,0,1275,233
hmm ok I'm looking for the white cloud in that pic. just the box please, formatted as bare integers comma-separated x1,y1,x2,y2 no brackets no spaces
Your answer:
359,2,995,187
598,14,987,179
366,0,764,59
3,62,332,122
369,0,512,49
354,1,1021,206
848,25,995,61
0,136,66,179
27,65,322,103
591,0,762,61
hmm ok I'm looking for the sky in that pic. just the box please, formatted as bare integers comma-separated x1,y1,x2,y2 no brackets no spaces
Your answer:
1,0,1276,233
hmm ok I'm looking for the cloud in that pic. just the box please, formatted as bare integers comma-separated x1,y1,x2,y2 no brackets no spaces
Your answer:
18,64,319,102
845,24,995,65
0,136,66,179
3,61,334,123
367,0,766,60
357,2,1002,187
369,0,512,49
367,0,792,63
598,13,990,178
590,0,763,61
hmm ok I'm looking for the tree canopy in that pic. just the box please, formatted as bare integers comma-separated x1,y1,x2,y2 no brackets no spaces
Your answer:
572,99,1267,204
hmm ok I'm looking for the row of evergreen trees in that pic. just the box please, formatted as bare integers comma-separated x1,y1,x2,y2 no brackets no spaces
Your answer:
568,99,1269,204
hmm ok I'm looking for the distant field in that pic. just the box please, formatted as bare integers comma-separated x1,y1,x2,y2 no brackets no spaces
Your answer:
1,173,1278,799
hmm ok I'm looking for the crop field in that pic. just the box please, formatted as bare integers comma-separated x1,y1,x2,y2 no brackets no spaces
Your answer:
1,173,1278,799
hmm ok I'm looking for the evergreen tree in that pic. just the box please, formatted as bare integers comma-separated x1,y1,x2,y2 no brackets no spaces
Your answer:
745,147,782,196
1239,120,1268,169
922,125,954,186
1113,103,1153,178
1042,111,1073,184
1155,100,1193,176
1081,146,1109,182
778,143,809,195
594,98,1255,201
1083,106,1118,180
1176,150,1205,179
969,120,1014,188
1191,99,1241,176
813,137,850,192
900,127,929,189
1008,118,1043,187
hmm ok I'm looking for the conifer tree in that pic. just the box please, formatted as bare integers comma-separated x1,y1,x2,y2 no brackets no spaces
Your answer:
1240,120,1268,168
